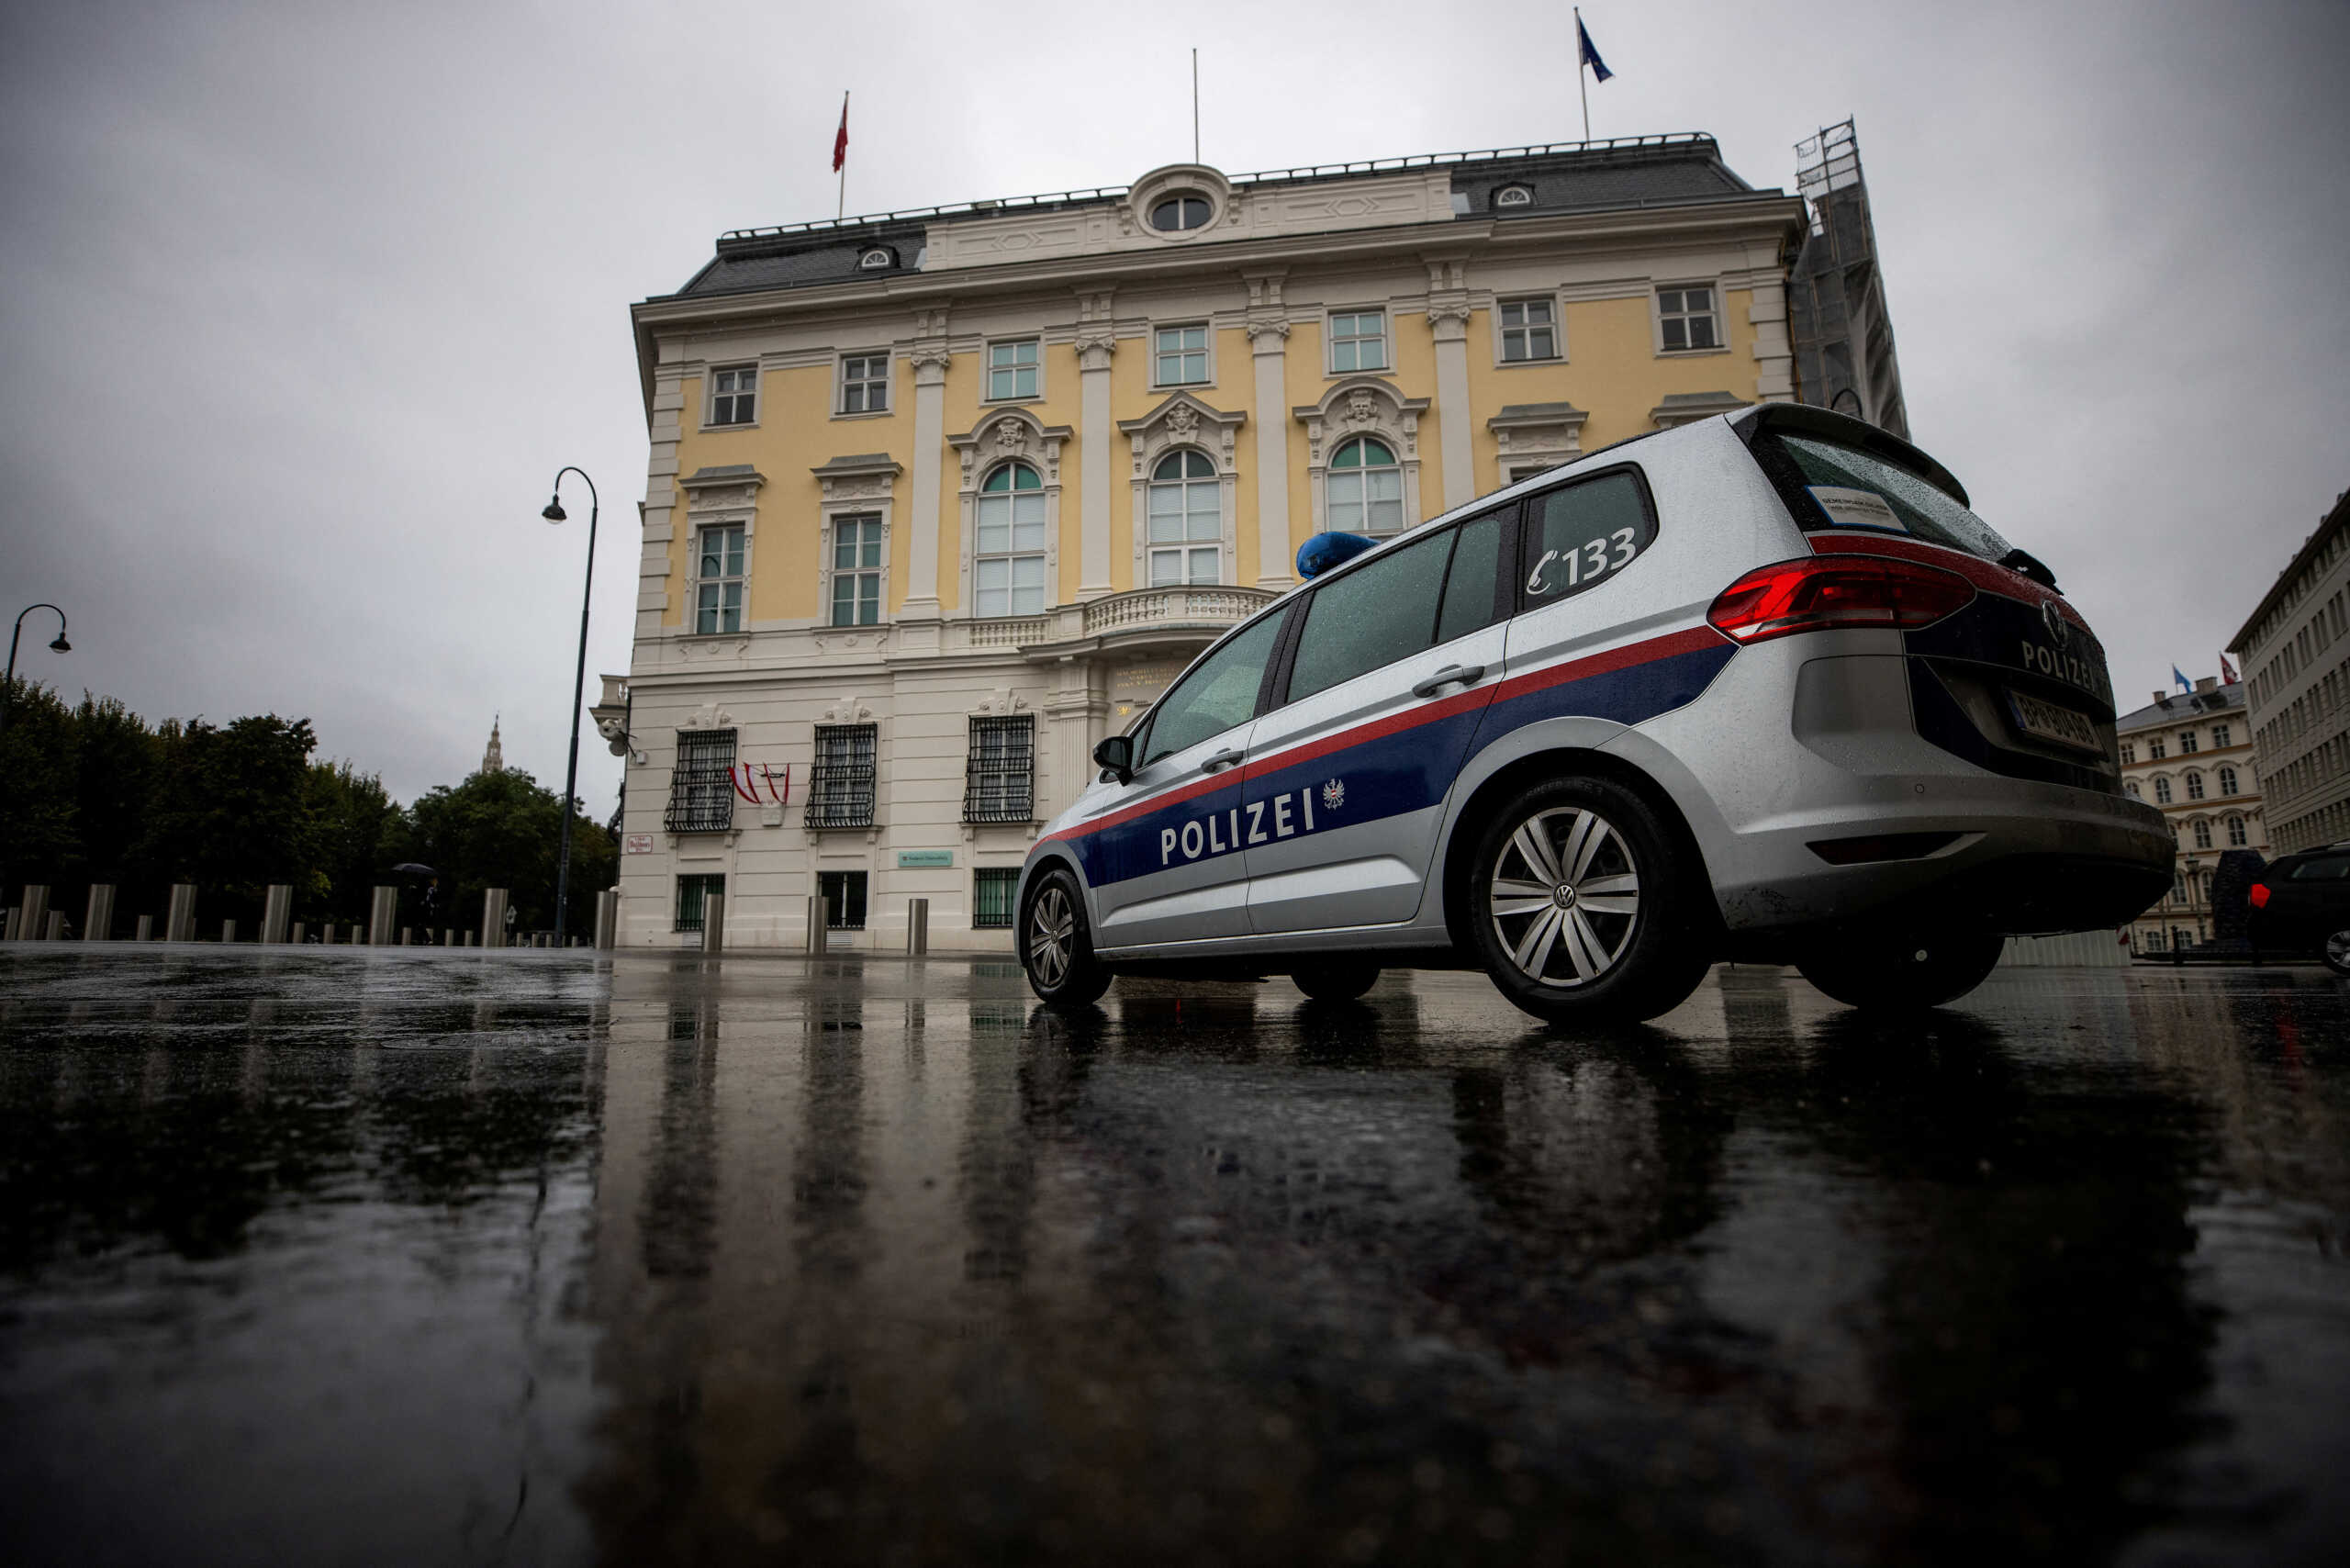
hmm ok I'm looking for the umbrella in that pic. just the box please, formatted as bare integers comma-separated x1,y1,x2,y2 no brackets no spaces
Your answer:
387,862,438,877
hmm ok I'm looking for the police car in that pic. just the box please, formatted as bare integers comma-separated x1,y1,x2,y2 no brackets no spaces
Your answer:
1016,404,2171,1021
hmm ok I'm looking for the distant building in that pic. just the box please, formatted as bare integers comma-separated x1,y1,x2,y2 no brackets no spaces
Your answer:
2113,678,2266,953
601,125,1912,950
2228,487,2350,855
481,716,504,775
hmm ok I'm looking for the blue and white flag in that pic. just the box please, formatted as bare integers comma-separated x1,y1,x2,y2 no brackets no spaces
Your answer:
1578,15,1614,82
2173,666,2191,692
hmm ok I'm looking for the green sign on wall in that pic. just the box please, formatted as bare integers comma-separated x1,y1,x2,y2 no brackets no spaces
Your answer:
896,849,955,869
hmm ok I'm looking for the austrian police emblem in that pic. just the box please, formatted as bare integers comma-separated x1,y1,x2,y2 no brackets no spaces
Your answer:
1321,778,1346,812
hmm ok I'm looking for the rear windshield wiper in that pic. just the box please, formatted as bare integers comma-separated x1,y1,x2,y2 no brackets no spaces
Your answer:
1998,547,2061,594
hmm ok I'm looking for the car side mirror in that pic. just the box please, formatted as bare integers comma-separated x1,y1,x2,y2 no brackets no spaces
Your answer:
1092,734,1134,784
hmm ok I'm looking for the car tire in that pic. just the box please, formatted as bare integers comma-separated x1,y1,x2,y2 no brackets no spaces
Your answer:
1464,774,1715,1026
1796,928,2006,1012
1021,868,1113,1007
2322,931,2350,977
1292,959,1381,1002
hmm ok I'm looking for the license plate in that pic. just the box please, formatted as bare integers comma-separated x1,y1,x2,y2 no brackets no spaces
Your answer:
2008,690,2102,754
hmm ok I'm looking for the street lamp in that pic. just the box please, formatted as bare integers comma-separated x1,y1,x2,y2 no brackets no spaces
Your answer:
2,603,71,736
542,468,598,946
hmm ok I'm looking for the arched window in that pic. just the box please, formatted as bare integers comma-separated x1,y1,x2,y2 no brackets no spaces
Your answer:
2125,780,2143,799
1149,193,1211,231
2226,814,2247,846
2186,770,2206,800
2193,819,2213,849
975,462,1046,616
1328,437,1404,534
1147,451,1220,586
2154,776,2173,804
2218,765,2239,796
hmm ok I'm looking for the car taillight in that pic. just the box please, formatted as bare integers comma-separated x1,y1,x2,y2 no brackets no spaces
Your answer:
2249,883,2270,909
1707,554,1976,644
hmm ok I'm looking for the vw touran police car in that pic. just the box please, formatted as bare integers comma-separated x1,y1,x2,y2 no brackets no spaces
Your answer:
1016,404,2171,1022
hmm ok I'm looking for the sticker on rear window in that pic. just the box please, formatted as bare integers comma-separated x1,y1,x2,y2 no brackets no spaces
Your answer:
1807,486,1907,533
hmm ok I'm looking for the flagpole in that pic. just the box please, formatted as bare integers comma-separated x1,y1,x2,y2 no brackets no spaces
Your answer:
1192,49,1200,164
1575,7,1591,142
836,90,848,220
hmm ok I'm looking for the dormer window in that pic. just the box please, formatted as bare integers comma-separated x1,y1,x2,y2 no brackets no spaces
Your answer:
1149,193,1212,231
1495,185,1534,208
858,247,893,269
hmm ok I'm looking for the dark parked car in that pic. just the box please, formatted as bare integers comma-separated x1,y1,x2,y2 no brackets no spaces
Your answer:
2246,845,2350,973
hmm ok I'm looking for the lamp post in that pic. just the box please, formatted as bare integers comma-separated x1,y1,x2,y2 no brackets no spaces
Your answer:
542,469,598,946
2,603,72,736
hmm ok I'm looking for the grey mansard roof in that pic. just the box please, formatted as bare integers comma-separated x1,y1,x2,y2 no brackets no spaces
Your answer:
665,135,1772,302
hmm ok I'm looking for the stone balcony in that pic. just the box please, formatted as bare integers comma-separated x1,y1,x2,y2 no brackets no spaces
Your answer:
951,583,1281,658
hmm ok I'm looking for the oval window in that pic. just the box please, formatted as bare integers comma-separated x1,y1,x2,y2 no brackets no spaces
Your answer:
1495,185,1533,207
858,247,893,269
1149,194,1212,232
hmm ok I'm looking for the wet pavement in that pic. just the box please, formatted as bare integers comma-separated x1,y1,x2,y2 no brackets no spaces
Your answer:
1,948,2345,1566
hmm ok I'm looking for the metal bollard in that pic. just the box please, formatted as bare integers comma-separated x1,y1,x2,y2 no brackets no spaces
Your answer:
221,919,238,944
20,886,50,941
290,922,305,945
3,907,17,941
594,888,619,951
46,911,65,940
136,914,154,942
701,892,725,955
262,884,292,945
367,886,397,946
805,894,829,955
907,897,930,955
400,926,412,946
84,884,117,942
465,931,477,946
480,889,509,948
166,884,197,943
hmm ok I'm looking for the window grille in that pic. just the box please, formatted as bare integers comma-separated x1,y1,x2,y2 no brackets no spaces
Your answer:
973,868,1020,928
675,873,725,932
806,724,878,828
963,716,1035,823
666,729,736,833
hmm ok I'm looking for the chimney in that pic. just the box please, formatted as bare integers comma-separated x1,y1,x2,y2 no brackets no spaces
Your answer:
2154,691,2169,708
2195,676,2218,692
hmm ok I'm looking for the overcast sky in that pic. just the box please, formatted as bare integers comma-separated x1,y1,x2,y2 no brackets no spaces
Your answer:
3,0,2344,807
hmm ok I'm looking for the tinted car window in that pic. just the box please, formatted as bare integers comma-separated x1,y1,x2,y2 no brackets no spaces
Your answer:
1138,611,1284,766
1435,510,1506,645
1522,471,1654,604
1288,529,1453,703
2288,854,2350,881
1768,432,2017,564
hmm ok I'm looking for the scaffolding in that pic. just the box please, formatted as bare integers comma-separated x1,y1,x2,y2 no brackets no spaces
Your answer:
1789,119,1909,441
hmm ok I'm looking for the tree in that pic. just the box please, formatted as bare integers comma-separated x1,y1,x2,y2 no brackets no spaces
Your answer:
72,693,162,890
140,715,319,923
0,678,81,892
305,760,399,922
391,767,617,935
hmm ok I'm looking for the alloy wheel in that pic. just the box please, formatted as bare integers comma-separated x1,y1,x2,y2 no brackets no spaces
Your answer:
1488,805,1641,989
1029,884,1075,988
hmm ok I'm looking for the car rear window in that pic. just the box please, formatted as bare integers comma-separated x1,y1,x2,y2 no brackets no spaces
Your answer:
1760,431,2016,565
2288,854,2350,881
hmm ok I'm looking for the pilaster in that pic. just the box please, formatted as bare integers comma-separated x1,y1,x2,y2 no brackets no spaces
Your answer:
1246,272,1293,589
902,307,951,635
1075,290,1115,600
1427,259,1474,510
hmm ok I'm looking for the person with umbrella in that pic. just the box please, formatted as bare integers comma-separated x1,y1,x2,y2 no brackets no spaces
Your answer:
388,863,437,943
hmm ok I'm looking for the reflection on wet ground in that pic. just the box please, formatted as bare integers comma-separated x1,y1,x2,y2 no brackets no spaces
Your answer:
2,949,2345,1565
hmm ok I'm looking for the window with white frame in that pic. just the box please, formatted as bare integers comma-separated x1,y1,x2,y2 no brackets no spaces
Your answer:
1494,185,1533,208
2179,730,2199,754
2154,776,2173,803
805,725,878,829
2226,813,2247,846
2120,742,2136,764
2213,722,2232,746
2194,819,2213,848
975,462,1046,615
986,339,1039,400
829,514,883,626
1147,451,1220,585
707,364,756,425
1327,436,1404,534
1328,310,1389,373
1154,324,1209,386
2219,765,2239,796
666,730,736,834
838,353,889,414
694,524,744,634
1656,286,1719,353
1498,297,1559,362
2187,770,2206,801
963,716,1036,823
2149,736,2167,758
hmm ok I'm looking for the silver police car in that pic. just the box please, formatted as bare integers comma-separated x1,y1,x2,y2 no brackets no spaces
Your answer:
1017,404,2171,1022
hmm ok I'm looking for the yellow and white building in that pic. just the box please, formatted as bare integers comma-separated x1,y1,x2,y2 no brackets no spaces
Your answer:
2115,678,2268,954
604,136,1835,949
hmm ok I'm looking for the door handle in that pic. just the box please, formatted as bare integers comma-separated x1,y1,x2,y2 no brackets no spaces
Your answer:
1412,663,1487,699
1201,747,1247,773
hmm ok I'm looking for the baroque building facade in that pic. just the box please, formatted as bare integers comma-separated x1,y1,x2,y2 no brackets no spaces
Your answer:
2229,486,2350,857
2114,678,2267,954
602,135,1838,949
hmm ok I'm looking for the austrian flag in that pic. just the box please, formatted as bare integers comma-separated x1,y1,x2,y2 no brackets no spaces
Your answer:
832,93,848,173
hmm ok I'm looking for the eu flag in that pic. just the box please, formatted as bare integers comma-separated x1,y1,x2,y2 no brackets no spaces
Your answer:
2173,666,2191,692
1578,17,1614,82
